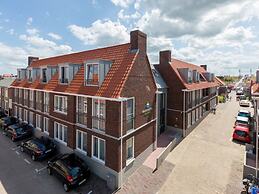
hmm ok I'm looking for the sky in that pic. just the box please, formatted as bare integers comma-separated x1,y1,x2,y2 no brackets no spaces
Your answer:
0,0,259,76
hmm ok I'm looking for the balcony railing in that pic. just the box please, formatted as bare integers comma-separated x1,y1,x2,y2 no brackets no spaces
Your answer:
92,116,105,131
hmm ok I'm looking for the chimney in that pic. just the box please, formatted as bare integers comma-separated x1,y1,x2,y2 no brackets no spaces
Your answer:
200,65,207,71
256,70,259,83
28,56,39,66
130,30,147,55
159,50,171,65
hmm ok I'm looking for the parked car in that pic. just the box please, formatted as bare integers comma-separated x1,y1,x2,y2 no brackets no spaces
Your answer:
239,99,250,107
0,116,19,130
232,125,251,143
5,123,33,141
238,110,251,119
236,90,244,95
20,136,57,161
0,109,6,118
47,153,90,192
235,116,250,128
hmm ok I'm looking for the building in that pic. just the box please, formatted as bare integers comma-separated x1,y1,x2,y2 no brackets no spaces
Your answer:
215,77,227,97
155,50,219,136
0,77,15,114
9,30,157,190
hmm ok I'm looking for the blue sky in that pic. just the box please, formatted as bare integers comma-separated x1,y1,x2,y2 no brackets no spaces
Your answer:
0,0,259,76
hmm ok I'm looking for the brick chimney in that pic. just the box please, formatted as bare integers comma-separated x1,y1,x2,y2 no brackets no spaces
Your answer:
130,30,147,55
200,65,207,71
28,56,39,66
159,50,171,65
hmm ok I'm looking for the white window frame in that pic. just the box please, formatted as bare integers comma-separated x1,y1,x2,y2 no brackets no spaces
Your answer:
92,99,105,131
85,63,99,86
43,117,49,135
126,137,134,165
29,90,34,108
24,109,28,123
59,65,69,84
54,122,68,145
18,107,22,120
36,114,41,130
43,92,49,113
54,95,68,114
126,97,135,132
76,130,87,154
92,136,105,163
29,111,34,126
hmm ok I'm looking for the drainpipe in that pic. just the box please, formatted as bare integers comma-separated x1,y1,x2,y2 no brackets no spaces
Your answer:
183,89,186,137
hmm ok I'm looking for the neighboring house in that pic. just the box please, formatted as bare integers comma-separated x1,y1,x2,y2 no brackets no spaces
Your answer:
215,76,227,97
0,77,15,114
9,30,157,190
155,50,219,136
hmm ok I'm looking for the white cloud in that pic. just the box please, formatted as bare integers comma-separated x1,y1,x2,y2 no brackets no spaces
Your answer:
26,17,33,25
26,28,39,36
48,32,62,40
68,19,129,46
6,28,14,35
111,0,134,8
118,9,141,20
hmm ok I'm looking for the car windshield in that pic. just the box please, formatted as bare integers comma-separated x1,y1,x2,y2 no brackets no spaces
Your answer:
238,112,250,117
32,139,46,151
15,127,24,135
69,167,81,179
235,130,247,137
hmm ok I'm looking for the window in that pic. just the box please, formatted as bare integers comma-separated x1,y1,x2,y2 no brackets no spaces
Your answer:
43,92,49,113
76,130,87,153
72,65,80,77
42,68,47,83
191,110,195,125
24,109,28,123
36,114,41,130
60,66,68,84
29,90,34,108
92,99,105,131
14,106,17,117
126,137,134,164
43,117,49,134
24,90,28,106
187,112,191,128
126,98,134,132
51,67,58,76
18,107,22,119
92,136,105,163
14,88,18,102
28,69,32,82
54,95,67,114
196,108,199,121
86,64,98,85
19,89,23,103
54,122,67,144
36,91,42,110
77,96,87,125
29,111,34,126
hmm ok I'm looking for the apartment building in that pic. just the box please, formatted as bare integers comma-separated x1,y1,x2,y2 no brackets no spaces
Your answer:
0,77,15,115
9,30,157,189
155,50,219,136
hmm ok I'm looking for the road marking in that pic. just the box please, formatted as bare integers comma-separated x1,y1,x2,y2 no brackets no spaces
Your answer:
35,166,47,173
87,191,93,194
12,146,20,151
24,159,31,164
15,151,20,155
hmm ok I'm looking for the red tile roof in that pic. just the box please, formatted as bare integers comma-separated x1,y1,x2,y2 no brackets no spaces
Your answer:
215,76,226,86
11,43,138,98
251,83,259,94
170,58,219,90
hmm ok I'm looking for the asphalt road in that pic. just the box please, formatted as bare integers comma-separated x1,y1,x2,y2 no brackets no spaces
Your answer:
158,92,250,194
0,129,110,194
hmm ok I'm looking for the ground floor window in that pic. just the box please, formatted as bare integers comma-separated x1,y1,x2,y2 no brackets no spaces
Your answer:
24,109,28,123
54,122,68,144
36,114,41,130
29,111,34,126
92,136,105,163
43,117,49,134
196,108,199,121
126,137,134,164
187,112,191,128
199,106,202,118
18,107,22,120
76,130,87,154
191,110,195,125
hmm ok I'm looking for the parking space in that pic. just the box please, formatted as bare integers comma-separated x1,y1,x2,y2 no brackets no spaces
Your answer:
0,128,111,194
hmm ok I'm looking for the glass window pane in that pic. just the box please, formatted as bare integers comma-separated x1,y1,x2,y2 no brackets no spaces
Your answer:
77,131,81,149
64,126,67,143
83,133,87,152
99,139,105,161
93,137,98,158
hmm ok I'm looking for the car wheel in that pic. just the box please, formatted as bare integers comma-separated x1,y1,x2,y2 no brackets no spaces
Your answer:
31,154,36,161
20,146,24,152
63,183,69,192
47,168,52,175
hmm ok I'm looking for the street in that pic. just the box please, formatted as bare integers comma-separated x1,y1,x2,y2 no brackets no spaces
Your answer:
0,130,110,194
159,92,249,194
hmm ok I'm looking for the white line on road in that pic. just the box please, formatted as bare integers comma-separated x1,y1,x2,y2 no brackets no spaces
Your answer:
87,191,93,194
15,151,20,155
12,146,20,151
24,159,31,164
35,166,47,173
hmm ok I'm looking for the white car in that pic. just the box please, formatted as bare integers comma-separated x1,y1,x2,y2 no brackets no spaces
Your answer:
239,100,250,107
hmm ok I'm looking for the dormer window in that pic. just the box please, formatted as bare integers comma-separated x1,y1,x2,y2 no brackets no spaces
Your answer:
86,64,99,85
28,69,32,82
188,70,193,83
42,68,47,83
60,66,68,84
